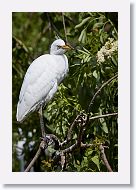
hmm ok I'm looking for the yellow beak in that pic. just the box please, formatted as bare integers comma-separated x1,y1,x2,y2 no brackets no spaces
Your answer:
61,44,73,50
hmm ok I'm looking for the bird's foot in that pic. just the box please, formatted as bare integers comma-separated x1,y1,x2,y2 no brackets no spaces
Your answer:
40,135,53,149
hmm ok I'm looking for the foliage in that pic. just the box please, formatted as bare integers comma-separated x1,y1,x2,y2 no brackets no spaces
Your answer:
12,12,118,172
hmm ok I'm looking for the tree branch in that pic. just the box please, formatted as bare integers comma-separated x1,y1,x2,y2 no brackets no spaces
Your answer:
62,112,117,148
24,147,41,172
24,73,118,172
46,13,62,40
67,115,80,141
87,74,118,113
99,144,113,172
62,141,78,154
80,142,94,149
77,114,88,146
63,74,118,147
24,140,47,172
62,12,68,43
89,112,118,121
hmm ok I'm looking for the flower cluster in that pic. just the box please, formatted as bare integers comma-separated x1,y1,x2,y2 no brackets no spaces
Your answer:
97,38,118,64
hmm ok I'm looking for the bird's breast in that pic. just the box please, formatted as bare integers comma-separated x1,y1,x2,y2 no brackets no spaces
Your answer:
51,54,68,84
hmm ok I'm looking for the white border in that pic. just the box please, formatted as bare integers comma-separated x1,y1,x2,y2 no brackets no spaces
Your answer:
0,0,130,184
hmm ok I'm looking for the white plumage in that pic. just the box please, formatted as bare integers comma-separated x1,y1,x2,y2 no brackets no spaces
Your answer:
16,39,71,122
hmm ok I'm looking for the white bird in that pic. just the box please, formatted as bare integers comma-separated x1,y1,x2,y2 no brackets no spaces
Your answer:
16,39,71,136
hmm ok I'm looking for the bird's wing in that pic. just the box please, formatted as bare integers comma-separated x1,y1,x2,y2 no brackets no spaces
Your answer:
17,54,67,122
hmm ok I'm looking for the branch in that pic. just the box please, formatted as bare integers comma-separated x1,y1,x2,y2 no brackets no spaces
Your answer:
80,142,94,149
46,13,62,39
62,74,118,146
87,74,118,113
24,73,118,171
46,134,62,148
24,147,41,172
62,112,117,148
67,115,80,141
80,143,113,172
99,144,113,172
89,112,118,121
63,142,78,154
61,113,88,147
61,142,94,154
13,36,29,53
62,12,68,43
52,141,94,170
77,114,88,146
24,140,47,172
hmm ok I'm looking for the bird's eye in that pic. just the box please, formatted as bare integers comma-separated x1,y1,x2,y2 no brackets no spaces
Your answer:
57,45,61,49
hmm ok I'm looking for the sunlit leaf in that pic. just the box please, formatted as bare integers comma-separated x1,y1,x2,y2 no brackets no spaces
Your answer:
91,155,100,171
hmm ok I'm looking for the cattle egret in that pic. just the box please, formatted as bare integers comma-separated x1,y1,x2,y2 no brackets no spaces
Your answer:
16,39,71,137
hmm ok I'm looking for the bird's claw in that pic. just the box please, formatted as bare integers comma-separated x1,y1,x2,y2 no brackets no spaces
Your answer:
40,135,53,149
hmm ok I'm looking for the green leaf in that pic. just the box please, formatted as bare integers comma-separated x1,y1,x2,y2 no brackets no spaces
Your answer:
91,155,100,171
101,122,108,133
93,70,98,78
100,118,108,133
93,22,103,29
111,56,117,66
75,17,91,29
78,28,87,43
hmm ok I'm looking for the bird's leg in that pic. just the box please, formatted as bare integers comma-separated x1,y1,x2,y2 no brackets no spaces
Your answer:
38,105,46,138
38,106,52,150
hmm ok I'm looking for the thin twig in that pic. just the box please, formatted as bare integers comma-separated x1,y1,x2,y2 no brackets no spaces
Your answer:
63,74,118,146
89,112,118,121
62,141,94,154
63,142,78,154
80,142,94,148
62,114,87,147
24,147,41,172
99,144,113,172
87,74,118,113
24,140,47,172
62,12,68,43
61,112,117,148
67,115,79,141
24,73,118,172
60,152,65,171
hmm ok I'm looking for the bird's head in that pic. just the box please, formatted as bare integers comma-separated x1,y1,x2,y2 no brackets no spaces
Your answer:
50,39,72,55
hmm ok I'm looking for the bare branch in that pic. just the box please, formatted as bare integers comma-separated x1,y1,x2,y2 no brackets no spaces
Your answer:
99,144,113,172
89,112,118,121
24,140,47,172
66,115,79,143
77,114,88,146
63,74,118,147
24,147,41,172
61,114,88,147
61,112,117,149
62,12,68,43
80,142,94,148
63,142,78,154
24,73,118,172
87,74,118,113
60,152,65,171
46,13,62,39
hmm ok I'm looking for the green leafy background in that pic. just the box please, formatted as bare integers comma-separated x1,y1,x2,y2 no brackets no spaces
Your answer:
12,12,118,172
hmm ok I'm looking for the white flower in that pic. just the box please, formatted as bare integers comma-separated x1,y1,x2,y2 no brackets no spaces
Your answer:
97,38,118,64
97,50,105,63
